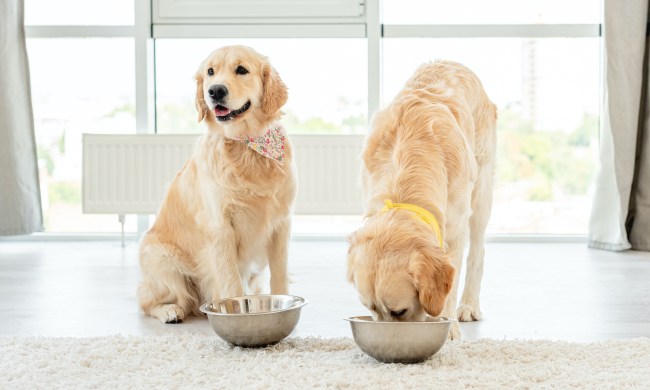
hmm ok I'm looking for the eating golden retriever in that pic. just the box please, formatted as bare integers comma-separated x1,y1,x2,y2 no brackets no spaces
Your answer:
347,60,496,339
137,45,296,323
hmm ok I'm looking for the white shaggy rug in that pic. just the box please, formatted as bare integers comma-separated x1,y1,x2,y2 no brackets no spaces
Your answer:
1,335,649,389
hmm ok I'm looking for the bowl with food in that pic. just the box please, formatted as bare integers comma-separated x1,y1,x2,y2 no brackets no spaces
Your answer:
345,315,452,363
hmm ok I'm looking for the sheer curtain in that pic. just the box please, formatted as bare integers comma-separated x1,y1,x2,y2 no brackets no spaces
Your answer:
589,0,650,251
0,0,43,235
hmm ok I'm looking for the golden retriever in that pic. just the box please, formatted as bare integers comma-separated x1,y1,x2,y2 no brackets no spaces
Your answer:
347,60,496,339
137,45,296,323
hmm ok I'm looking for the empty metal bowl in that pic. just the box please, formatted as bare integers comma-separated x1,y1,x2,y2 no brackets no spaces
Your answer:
345,315,452,363
200,294,308,347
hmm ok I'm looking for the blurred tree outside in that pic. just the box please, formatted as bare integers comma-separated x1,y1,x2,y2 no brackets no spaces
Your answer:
157,101,200,133
496,107,598,202
49,181,81,204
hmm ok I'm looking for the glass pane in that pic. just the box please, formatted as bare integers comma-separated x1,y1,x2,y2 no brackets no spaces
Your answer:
382,0,601,24
155,39,367,134
27,38,136,233
383,38,600,234
25,0,134,26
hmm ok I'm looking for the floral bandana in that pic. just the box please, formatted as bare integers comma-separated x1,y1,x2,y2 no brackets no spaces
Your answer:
238,122,286,164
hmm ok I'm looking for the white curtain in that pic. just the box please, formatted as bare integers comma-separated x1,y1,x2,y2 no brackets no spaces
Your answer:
0,0,43,235
589,0,650,251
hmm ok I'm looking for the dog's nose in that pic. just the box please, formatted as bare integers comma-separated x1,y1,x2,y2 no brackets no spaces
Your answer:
208,84,228,102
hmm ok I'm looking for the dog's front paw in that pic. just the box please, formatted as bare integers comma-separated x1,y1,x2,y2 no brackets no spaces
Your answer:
457,303,482,322
447,321,462,340
155,304,185,324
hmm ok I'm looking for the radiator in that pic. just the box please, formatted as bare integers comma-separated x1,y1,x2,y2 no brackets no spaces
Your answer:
82,133,364,215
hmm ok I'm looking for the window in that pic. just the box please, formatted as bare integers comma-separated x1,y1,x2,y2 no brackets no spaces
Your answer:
26,2,137,233
379,0,602,235
383,37,600,234
25,0,602,236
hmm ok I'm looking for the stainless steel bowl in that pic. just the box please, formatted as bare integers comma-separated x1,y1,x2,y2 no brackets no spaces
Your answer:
345,315,451,363
200,294,308,347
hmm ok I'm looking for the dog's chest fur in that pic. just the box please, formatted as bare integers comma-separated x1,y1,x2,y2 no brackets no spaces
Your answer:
193,132,294,250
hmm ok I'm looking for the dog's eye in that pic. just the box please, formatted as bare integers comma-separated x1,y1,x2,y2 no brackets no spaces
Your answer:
390,309,407,318
235,65,249,75
207,68,214,76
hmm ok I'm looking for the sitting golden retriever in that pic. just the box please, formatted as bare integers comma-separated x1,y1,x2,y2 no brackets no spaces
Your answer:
347,60,496,339
138,45,296,323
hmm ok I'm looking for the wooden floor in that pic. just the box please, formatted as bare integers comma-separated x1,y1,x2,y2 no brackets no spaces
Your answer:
0,240,649,342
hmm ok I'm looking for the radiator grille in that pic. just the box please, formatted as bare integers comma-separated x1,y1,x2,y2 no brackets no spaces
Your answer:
82,134,364,215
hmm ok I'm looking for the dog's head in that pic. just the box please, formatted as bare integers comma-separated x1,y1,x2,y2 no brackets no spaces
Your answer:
347,213,454,321
195,45,288,138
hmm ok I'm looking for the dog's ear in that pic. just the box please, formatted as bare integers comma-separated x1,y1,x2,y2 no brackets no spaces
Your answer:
409,245,455,317
346,227,377,285
194,71,209,122
261,62,288,116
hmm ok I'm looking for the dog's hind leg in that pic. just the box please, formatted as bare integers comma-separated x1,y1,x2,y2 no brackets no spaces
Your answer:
458,156,494,322
137,240,197,323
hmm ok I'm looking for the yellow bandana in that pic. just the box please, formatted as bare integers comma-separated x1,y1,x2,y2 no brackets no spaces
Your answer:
381,199,444,248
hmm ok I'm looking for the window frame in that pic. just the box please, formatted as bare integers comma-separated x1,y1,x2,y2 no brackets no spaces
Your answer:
22,1,602,240
25,2,602,135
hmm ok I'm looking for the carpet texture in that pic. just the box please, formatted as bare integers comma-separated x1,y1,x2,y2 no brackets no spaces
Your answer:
1,335,649,389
